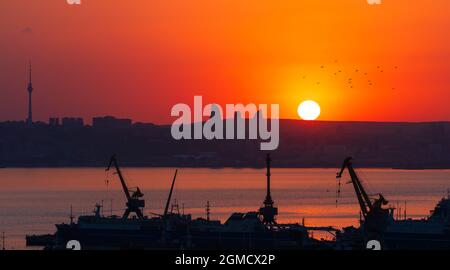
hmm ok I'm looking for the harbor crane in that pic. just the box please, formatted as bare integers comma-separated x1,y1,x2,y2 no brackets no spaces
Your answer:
163,169,178,218
259,153,278,225
336,157,393,232
106,155,145,220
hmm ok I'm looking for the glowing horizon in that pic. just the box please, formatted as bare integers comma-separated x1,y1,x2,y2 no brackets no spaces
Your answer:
0,0,449,124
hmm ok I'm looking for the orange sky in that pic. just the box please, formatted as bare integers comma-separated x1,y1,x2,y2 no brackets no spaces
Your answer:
0,0,449,124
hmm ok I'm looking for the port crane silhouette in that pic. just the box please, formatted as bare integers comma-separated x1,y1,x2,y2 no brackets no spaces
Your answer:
163,169,178,218
336,157,392,232
106,155,145,220
259,153,278,224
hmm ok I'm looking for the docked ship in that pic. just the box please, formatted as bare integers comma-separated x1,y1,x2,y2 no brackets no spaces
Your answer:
51,154,333,250
335,157,450,250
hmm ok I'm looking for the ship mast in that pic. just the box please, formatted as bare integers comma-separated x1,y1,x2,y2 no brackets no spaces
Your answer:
259,153,278,224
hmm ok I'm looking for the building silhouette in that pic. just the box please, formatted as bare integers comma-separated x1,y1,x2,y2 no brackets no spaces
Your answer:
49,118,60,127
92,116,132,128
61,117,84,128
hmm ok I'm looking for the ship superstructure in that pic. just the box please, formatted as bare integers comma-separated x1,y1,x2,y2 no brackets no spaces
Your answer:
335,157,450,250
52,154,330,250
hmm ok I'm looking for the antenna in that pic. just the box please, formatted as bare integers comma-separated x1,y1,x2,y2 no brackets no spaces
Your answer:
29,61,31,78
404,201,407,220
26,62,34,126
2,232,5,250
171,199,180,215
396,201,399,220
336,175,341,207
206,201,210,221
70,205,74,224
105,169,110,191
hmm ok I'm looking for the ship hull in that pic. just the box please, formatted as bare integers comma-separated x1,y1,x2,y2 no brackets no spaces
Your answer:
54,224,315,250
382,232,450,250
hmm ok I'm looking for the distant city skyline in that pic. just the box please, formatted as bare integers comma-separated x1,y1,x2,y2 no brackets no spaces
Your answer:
1,1,450,124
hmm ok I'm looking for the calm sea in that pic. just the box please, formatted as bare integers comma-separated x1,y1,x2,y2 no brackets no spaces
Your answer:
1,167,450,249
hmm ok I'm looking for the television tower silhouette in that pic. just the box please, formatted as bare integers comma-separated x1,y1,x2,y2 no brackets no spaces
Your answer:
259,153,278,224
26,62,33,126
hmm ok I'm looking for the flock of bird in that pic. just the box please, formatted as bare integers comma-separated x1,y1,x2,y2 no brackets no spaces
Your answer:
299,60,399,91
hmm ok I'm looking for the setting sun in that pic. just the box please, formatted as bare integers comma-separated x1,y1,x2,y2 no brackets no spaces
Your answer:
298,100,321,120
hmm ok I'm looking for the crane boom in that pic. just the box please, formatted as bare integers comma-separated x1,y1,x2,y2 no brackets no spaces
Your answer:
164,169,178,217
106,155,145,219
107,155,131,201
337,157,393,233
336,157,372,218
